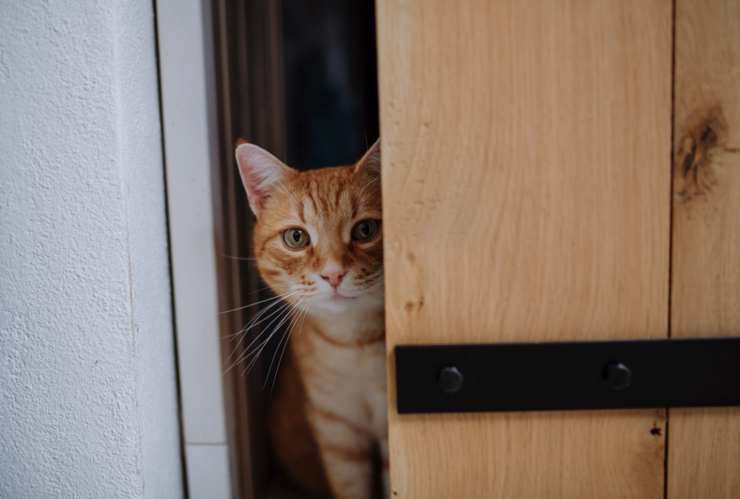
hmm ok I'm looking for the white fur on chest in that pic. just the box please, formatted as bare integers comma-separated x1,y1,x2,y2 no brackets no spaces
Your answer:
302,321,387,440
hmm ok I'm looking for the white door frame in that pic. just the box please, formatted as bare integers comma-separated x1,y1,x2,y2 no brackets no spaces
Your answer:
155,1,233,497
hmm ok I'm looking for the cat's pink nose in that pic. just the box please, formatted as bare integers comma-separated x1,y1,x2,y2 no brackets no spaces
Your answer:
320,270,348,288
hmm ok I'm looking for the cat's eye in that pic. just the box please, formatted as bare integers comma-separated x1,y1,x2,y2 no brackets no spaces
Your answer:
350,219,380,243
282,228,310,250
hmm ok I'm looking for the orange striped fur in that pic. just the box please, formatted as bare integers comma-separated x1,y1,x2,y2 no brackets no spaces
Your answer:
235,140,387,499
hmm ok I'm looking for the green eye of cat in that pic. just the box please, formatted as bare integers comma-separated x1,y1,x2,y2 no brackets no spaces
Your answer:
350,219,380,243
282,228,310,250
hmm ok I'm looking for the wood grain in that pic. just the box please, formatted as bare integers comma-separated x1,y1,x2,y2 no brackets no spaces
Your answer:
377,1,672,497
668,1,740,498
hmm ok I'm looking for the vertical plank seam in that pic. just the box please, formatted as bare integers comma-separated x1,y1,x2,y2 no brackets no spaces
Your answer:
664,0,678,498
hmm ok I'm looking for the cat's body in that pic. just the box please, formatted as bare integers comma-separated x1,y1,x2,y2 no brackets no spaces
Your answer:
235,142,387,499
271,312,387,498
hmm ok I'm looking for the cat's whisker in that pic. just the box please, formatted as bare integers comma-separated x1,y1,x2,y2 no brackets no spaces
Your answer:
255,300,303,362
269,304,307,391
359,273,384,290
223,298,294,365
264,328,290,388
252,300,303,361
219,290,298,315
282,286,316,298
364,281,383,292
224,311,274,368
227,296,302,374
222,293,296,349
220,296,282,317
264,299,305,389
223,299,296,373
222,301,282,340
219,284,282,318
220,253,258,262
241,300,303,377
234,293,296,333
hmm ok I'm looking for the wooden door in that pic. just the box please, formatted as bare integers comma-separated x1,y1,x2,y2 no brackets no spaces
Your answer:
668,1,740,498
377,1,738,498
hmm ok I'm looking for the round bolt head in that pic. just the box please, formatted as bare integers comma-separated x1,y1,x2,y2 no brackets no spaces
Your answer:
438,366,464,394
604,362,632,391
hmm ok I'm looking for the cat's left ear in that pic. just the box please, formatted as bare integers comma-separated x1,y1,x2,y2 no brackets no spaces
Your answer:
235,139,294,217
354,139,381,176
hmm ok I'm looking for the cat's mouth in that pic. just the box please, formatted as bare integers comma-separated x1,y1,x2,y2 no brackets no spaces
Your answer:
329,290,357,300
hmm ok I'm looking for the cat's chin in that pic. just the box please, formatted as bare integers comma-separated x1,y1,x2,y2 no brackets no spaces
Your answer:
309,300,354,315
304,291,383,316
330,289,359,300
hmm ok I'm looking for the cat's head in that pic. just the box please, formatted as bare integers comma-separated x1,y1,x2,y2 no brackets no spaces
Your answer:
235,140,383,315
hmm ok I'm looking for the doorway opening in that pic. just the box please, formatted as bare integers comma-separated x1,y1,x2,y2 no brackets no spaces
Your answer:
212,2,379,497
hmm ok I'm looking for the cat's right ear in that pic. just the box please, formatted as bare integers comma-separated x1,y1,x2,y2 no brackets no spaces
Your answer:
235,140,294,217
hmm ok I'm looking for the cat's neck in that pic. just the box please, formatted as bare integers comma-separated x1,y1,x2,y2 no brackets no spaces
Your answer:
304,305,385,346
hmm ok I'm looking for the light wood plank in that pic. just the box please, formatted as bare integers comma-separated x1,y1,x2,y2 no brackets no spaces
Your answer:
668,1,740,498
377,1,672,498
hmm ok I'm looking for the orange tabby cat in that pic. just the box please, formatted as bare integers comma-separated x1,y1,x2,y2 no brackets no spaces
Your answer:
235,140,387,499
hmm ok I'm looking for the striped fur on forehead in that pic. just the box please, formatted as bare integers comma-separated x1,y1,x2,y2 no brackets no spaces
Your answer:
295,166,381,221
257,166,380,229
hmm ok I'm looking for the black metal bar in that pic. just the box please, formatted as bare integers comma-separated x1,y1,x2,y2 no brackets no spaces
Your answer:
395,338,740,414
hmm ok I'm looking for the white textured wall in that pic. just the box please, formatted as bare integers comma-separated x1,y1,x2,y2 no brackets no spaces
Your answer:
0,1,183,498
